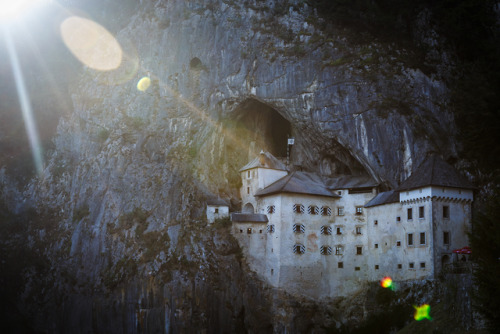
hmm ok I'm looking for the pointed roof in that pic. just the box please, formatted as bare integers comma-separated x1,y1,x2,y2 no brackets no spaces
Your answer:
239,151,286,172
255,171,340,198
397,155,474,191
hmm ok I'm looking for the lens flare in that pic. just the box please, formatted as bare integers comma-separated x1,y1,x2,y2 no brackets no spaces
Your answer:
137,77,151,91
60,16,122,71
380,276,393,289
413,304,432,321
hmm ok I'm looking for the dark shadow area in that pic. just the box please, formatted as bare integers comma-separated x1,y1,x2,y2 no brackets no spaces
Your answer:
231,98,291,158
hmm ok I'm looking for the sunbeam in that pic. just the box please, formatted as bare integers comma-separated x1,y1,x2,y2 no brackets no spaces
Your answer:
2,25,44,174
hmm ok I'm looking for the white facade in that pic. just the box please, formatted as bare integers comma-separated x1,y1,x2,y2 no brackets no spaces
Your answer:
206,205,229,223
231,155,474,299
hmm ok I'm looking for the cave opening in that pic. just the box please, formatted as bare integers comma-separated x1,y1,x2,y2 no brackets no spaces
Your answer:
231,98,291,159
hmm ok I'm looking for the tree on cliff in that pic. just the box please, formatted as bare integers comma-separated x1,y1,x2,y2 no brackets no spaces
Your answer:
469,180,500,331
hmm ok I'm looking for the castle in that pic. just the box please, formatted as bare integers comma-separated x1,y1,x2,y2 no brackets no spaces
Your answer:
228,151,474,298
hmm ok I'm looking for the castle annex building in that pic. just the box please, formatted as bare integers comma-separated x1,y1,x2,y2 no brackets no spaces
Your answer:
230,152,474,298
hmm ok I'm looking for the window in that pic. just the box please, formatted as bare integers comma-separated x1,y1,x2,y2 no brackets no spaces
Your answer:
355,267,360,271
420,232,426,245
247,171,250,178
267,205,275,214
293,204,305,214
337,207,344,216
374,220,378,226
356,227,362,235
443,206,450,219
321,206,332,216
398,264,402,269
419,206,425,219
259,230,263,233
214,208,219,214
335,246,344,255
271,269,274,275
356,246,363,255
375,243,379,249
408,233,414,246
293,244,305,254
356,206,363,215
338,262,344,268
407,208,413,220
308,205,319,215
375,265,379,270
247,187,250,194
320,246,333,255
337,191,342,196
420,262,426,269
240,229,243,233
443,231,450,245
396,240,401,247
409,262,415,269
320,225,332,235
293,224,305,234
267,225,275,233
336,227,343,235
247,228,252,234
396,216,401,222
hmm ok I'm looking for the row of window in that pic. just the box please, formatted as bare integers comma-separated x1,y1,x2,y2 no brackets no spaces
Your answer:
373,206,450,225
293,244,360,255
289,205,363,216
290,224,362,235
407,206,425,220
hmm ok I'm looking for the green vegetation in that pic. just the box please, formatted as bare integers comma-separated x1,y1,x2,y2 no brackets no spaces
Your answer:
72,204,90,222
97,128,110,143
118,207,149,230
469,181,500,332
212,216,232,229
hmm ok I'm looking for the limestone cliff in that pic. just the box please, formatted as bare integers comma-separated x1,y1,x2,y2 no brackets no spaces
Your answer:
0,0,479,333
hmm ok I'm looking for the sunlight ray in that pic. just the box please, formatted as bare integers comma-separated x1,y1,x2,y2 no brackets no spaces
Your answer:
3,25,43,174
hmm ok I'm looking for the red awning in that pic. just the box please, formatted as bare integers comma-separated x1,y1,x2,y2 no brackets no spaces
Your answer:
453,246,471,254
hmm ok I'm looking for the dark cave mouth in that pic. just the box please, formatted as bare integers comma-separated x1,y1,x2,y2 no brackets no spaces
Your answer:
231,98,291,158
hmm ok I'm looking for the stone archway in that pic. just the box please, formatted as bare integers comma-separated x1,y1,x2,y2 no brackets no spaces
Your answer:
442,254,451,270
243,203,254,213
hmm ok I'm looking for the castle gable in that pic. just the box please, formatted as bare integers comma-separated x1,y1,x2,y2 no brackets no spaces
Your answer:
254,171,340,198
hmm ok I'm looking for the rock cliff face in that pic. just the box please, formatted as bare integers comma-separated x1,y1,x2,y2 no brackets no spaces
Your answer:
1,0,475,332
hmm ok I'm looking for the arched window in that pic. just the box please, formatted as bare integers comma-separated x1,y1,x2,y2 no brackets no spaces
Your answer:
267,224,275,233
320,246,332,255
321,206,332,216
293,224,305,234
308,205,319,215
243,203,254,213
293,244,305,254
320,226,332,235
267,205,275,214
293,204,305,214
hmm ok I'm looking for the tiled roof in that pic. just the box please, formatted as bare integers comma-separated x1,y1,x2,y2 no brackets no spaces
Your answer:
255,171,340,198
324,175,379,190
231,213,269,223
239,151,286,172
207,198,230,206
397,155,474,191
364,190,400,208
